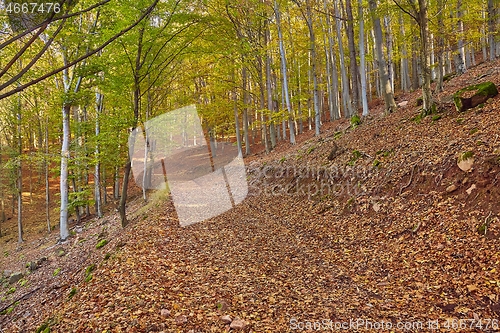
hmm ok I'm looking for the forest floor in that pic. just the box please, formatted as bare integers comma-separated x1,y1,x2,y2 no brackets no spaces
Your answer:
1,59,500,332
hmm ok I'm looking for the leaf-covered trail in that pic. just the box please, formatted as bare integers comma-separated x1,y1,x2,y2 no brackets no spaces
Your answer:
45,186,499,332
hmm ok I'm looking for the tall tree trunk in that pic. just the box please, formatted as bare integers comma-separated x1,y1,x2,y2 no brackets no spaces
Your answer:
324,0,340,120
71,173,81,224
482,8,488,62
275,0,296,142
45,119,50,232
242,66,251,154
435,0,445,93
59,103,70,241
384,16,395,91
488,0,496,60
28,156,33,204
119,27,144,228
233,70,243,157
0,142,4,236
456,0,466,73
400,15,411,92
417,0,433,113
265,20,277,149
257,55,270,154
114,166,120,200
322,18,335,121
102,166,107,205
358,0,369,116
334,0,354,117
306,0,321,135
345,0,360,108
369,0,397,113
94,91,103,218
430,34,435,79
16,88,23,243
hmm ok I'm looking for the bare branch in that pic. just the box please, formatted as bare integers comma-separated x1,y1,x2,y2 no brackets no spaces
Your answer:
392,0,418,23
0,0,111,50
0,0,160,100
0,18,67,91
0,22,50,80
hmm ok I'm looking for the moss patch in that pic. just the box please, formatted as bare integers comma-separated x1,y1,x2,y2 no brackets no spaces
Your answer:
459,151,474,162
453,81,498,112
96,239,108,249
350,115,361,128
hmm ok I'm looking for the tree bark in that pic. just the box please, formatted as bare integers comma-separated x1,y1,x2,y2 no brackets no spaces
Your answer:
257,55,270,153
119,26,144,227
399,15,411,92
456,0,466,73
384,16,395,92
59,103,70,241
275,0,296,142
345,0,360,108
334,0,355,118
417,0,433,113
488,0,496,60
265,20,277,149
435,0,445,93
94,91,103,218
233,70,243,157
324,0,340,120
45,117,50,232
358,0,369,116
242,66,251,154
369,0,397,113
0,141,4,236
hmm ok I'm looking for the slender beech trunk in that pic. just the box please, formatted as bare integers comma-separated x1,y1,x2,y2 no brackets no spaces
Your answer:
384,16,395,91
345,0,360,108
275,0,296,142
456,0,466,73
94,91,103,218
334,0,354,117
435,0,445,92
430,34,435,79
242,66,251,154
114,166,120,200
45,118,50,232
302,0,320,134
324,0,340,120
17,136,23,243
482,9,488,62
0,143,4,236
257,55,270,153
14,82,23,243
411,34,420,89
119,27,144,228
400,15,411,92
369,0,397,113
358,0,369,116
488,0,496,60
416,0,433,113
322,18,335,121
233,70,243,156
71,174,81,224
59,102,70,241
265,20,277,149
